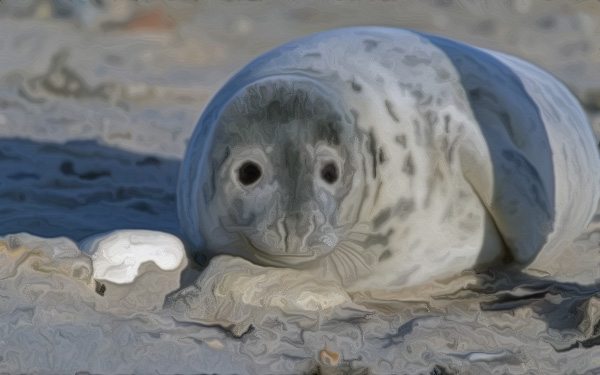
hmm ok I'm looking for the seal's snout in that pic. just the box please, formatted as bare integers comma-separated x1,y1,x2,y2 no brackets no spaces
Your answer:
278,207,339,257
282,212,313,253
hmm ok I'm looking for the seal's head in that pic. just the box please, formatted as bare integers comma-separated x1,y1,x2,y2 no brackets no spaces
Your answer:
185,77,364,267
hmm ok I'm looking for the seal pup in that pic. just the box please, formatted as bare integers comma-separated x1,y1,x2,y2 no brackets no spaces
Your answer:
177,27,600,291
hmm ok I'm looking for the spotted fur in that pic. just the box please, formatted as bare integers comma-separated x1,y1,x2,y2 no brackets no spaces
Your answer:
178,27,600,291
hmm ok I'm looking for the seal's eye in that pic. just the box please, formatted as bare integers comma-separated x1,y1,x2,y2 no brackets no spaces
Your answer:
238,161,262,186
320,162,338,184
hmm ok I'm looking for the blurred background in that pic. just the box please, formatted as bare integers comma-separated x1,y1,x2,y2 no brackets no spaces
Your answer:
1,0,600,240
1,0,600,156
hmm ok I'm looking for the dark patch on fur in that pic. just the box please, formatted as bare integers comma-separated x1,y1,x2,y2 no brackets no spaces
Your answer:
303,52,322,59
403,154,414,175
266,99,284,122
444,114,451,133
368,130,378,179
436,68,451,81
372,181,383,207
421,94,433,107
423,167,444,209
378,148,386,164
396,198,415,219
378,249,392,262
364,228,394,247
395,134,407,148
351,80,362,92
446,127,461,163
372,208,391,230
425,110,438,128
399,82,413,92
411,85,424,101
230,81,345,147
363,39,379,52
318,121,341,145
402,54,432,67
412,118,423,144
384,100,400,123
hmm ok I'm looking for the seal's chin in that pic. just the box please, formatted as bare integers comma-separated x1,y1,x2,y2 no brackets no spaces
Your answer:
242,233,338,267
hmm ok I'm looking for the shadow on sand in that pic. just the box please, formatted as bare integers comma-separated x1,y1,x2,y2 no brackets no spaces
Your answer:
0,137,181,242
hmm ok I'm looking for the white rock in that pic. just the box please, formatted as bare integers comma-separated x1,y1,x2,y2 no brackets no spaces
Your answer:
83,230,185,284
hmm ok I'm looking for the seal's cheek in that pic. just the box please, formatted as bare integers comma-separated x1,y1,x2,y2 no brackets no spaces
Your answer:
198,166,279,250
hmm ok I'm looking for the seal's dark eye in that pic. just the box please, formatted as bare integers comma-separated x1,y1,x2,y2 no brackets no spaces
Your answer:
320,162,338,184
238,161,262,186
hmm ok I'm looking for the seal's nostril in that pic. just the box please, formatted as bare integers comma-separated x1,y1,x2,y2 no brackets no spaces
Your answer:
321,162,338,184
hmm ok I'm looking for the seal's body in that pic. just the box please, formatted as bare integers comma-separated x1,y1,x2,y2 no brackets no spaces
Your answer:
178,27,600,291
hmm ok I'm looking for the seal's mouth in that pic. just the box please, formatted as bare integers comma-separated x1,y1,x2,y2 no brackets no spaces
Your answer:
240,232,336,267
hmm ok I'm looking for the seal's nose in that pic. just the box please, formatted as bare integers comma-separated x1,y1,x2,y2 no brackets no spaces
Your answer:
282,212,313,252
284,211,309,236
282,162,315,214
